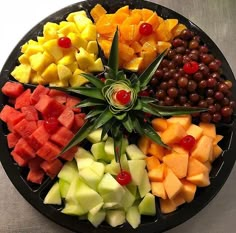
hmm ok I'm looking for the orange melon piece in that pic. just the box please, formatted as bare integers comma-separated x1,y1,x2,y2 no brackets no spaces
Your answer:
123,57,143,72
146,156,160,171
212,144,223,161
120,24,140,42
139,49,157,72
151,182,167,199
187,157,209,177
148,163,166,182
98,39,112,58
204,161,212,172
151,118,168,132
156,21,172,42
138,136,150,154
199,122,216,139
130,41,142,53
172,194,186,207
167,115,191,130
163,168,183,199
180,179,197,203
161,122,186,145
191,135,213,162
187,172,210,187
113,12,129,24
163,152,189,179
171,145,188,154
115,5,130,15
90,4,107,22
166,19,178,31
186,124,203,140
156,41,171,54
172,23,187,37
213,134,223,145
147,142,165,161
118,43,135,62
159,198,177,214
146,12,161,30
96,14,116,35
141,8,154,21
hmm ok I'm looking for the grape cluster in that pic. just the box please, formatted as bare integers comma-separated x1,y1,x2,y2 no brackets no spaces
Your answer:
148,29,235,123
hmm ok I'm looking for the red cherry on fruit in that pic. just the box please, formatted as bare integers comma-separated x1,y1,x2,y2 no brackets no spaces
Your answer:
179,135,196,151
139,23,153,36
116,171,132,186
44,117,59,134
100,77,106,82
116,90,131,105
183,61,199,74
58,37,72,48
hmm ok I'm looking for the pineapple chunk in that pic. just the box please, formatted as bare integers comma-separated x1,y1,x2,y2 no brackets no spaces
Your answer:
69,68,89,87
43,39,63,61
76,48,95,70
43,22,59,39
57,64,72,81
74,14,93,32
41,63,59,82
11,64,31,83
87,58,104,73
86,41,99,55
80,24,97,41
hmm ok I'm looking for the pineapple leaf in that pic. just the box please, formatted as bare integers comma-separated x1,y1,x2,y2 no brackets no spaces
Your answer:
113,129,123,163
101,118,117,141
141,102,162,117
85,108,104,119
139,49,167,88
76,98,105,108
108,28,119,75
133,99,143,110
140,96,157,103
79,73,104,88
92,107,114,130
122,114,134,133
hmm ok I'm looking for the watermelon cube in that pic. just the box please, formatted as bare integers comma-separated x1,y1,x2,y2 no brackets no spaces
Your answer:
2,81,24,98
58,107,75,129
11,150,28,167
30,84,49,104
36,141,61,161
13,119,37,138
15,89,32,109
66,96,81,112
48,89,68,104
40,159,63,179
72,114,86,132
50,126,74,147
60,146,78,161
27,169,45,184
14,138,35,160
28,156,44,170
0,105,24,125
7,132,21,148
34,95,65,118
21,105,39,121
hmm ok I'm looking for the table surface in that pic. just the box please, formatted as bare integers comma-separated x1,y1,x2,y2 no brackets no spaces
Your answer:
0,0,236,233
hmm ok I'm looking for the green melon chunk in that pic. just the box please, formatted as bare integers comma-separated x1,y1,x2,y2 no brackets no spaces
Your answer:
138,193,156,216
57,160,78,183
88,209,106,228
126,206,141,229
61,202,86,216
90,161,105,177
44,182,61,205
91,141,112,162
58,179,70,198
87,128,108,143
106,210,126,227
138,169,151,198
128,160,146,186
126,144,146,160
74,147,94,170
120,187,136,211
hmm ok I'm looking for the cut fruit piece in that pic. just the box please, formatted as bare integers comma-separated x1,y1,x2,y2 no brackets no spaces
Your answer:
148,163,166,182
151,118,168,132
159,198,177,214
61,202,86,216
88,209,106,228
138,193,156,216
106,210,126,227
187,157,209,177
126,144,146,160
138,170,151,198
187,172,210,187
126,206,141,229
199,122,216,139
128,160,146,186
74,147,94,170
57,160,78,183
43,182,61,205
151,182,167,199
87,128,108,143
167,115,191,130
145,156,160,171
186,124,203,140
138,136,150,154
58,179,70,198
147,142,165,161
180,179,197,203
120,187,136,211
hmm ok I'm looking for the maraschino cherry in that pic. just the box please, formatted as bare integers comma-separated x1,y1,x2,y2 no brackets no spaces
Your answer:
116,90,131,105
58,36,72,48
116,170,132,186
179,135,196,151
183,61,199,74
139,22,153,36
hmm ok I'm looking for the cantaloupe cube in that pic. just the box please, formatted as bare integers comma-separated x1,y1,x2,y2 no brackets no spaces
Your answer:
172,194,186,207
212,145,223,161
151,118,168,132
213,134,224,145
151,182,167,199
191,135,213,162
138,136,150,154
170,145,188,154
163,168,183,199
199,122,216,139
180,179,197,203
187,157,209,177
159,198,177,214
163,152,188,179
146,156,160,171
167,115,191,130
148,163,166,182
187,172,210,187
186,124,203,140
147,142,165,161
161,123,186,145
203,161,212,173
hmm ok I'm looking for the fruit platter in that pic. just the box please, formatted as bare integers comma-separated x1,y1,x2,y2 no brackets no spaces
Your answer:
0,0,236,233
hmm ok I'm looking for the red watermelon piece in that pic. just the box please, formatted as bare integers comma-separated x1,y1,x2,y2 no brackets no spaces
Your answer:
13,119,37,138
58,107,75,129
14,138,35,160
36,141,61,161
21,105,38,121
60,146,78,161
27,169,45,184
66,96,81,113
72,114,86,133
2,81,24,98
28,156,44,170
40,159,63,179
7,132,21,148
50,126,74,147
11,150,28,167
15,89,31,109
48,89,68,104
30,84,49,104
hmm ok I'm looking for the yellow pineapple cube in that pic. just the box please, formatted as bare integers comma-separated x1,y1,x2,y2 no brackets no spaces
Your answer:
41,63,59,82
58,21,78,35
58,53,76,66
67,32,88,50
43,39,63,61
30,72,48,85
69,68,89,87
18,54,29,64
87,58,104,73
86,41,98,55
74,14,93,32
11,64,31,83
80,24,97,41
49,79,69,87
66,10,87,22
57,64,72,81
43,22,59,39
29,52,52,72
76,48,95,70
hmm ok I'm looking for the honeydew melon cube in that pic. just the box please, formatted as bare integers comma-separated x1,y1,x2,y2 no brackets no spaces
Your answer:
58,179,70,198
98,173,125,196
80,24,97,41
126,144,147,160
58,160,78,183
106,210,126,227
102,191,123,204
88,209,106,228
103,202,121,209
87,58,104,73
126,206,141,229
90,161,105,177
79,166,101,190
87,128,108,143
89,202,104,216
128,160,146,186
120,187,136,211
138,193,156,216
138,169,151,198
91,141,109,162
43,182,61,205
65,175,81,205
105,159,120,175
74,147,94,170
74,14,93,32
61,202,86,216
76,179,103,212
126,184,138,197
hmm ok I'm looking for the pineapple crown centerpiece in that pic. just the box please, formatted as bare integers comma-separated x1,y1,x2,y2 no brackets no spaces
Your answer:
59,29,205,161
